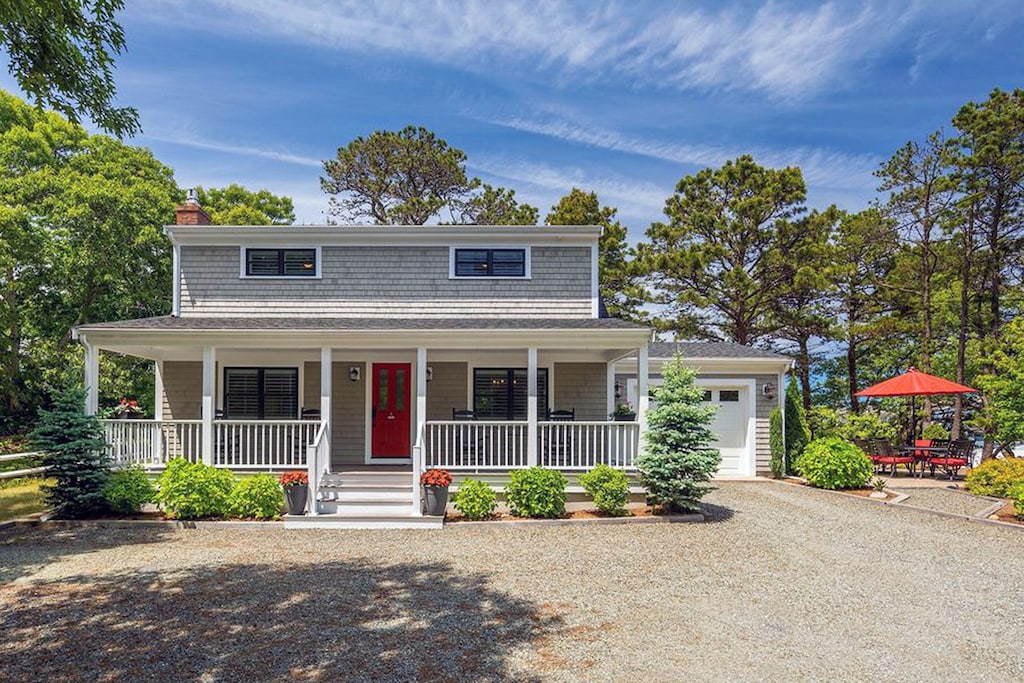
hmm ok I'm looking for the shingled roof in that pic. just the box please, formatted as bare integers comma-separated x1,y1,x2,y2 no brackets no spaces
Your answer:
648,341,791,361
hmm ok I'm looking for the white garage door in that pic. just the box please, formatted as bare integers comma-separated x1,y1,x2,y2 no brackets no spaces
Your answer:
627,380,753,477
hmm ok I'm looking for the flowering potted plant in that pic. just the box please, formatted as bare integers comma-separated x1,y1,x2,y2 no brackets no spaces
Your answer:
280,471,309,515
114,398,145,419
420,468,453,516
613,400,636,422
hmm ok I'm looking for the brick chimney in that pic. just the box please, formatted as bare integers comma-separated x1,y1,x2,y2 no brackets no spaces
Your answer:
175,188,211,225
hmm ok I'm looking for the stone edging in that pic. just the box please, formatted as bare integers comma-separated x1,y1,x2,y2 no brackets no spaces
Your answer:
2,516,283,530
446,512,704,528
768,478,1021,531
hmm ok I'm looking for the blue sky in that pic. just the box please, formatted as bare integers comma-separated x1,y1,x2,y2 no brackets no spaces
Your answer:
7,1,1023,239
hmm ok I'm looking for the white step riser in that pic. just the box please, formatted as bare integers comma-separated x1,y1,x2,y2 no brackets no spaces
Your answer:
323,476,414,487
285,516,442,530
319,501,416,516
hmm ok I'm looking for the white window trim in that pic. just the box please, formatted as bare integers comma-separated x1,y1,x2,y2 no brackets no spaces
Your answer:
239,245,323,280
449,245,532,280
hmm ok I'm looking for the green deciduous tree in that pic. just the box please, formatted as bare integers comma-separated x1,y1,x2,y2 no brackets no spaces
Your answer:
642,155,808,344
321,126,477,224
546,187,643,320
636,356,721,512
0,0,139,137
458,183,538,225
196,184,295,225
30,384,109,517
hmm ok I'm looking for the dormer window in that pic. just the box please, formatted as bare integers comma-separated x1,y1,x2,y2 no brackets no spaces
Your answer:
452,248,529,278
242,247,320,278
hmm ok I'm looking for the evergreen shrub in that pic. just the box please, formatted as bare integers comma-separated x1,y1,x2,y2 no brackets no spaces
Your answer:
104,465,156,514
965,458,1024,498
769,406,785,479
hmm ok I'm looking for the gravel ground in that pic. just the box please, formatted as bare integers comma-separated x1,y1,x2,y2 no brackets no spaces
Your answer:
892,487,1000,517
1,481,1022,682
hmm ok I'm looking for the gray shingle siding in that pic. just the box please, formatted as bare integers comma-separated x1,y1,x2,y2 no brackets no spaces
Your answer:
553,363,608,421
161,361,201,419
305,361,367,467
426,362,468,420
179,245,593,318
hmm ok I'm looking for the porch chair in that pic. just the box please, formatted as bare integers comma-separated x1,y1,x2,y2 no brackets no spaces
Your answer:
928,439,973,480
452,409,479,466
870,439,915,476
301,407,321,420
548,409,575,422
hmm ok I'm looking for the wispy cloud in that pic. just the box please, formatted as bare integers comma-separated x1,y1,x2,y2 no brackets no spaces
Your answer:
142,131,322,168
480,115,880,193
132,0,945,100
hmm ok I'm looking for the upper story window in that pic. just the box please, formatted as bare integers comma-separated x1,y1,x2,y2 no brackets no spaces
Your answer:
243,248,319,278
452,248,529,278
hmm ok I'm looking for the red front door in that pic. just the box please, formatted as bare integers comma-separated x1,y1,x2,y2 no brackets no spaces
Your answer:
371,363,412,458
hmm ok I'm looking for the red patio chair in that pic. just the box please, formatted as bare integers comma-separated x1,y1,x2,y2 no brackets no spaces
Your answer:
870,439,915,476
928,439,973,480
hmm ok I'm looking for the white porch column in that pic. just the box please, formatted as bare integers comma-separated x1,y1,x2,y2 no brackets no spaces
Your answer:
527,347,538,467
201,346,216,466
153,361,165,463
83,340,99,415
637,344,649,439
413,346,427,516
320,346,332,467
606,361,616,418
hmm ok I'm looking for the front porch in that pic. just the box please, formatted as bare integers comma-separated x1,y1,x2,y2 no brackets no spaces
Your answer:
77,319,652,520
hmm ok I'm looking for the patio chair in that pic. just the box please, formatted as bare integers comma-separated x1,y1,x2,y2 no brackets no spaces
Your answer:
928,439,973,480
870,439,915,476
452,409,479,466
300,407,321,420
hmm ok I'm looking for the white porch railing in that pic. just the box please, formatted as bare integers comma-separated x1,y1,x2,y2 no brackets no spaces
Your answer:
424,420,530,470
213,420,319,469
423,420,640,471
538,421,639,470
102,419,202,466
306,421,329,516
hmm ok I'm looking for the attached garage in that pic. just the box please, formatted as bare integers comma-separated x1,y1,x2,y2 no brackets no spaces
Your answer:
616,342,791,478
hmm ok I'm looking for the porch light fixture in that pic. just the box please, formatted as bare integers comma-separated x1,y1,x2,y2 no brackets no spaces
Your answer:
762,383,776,400
426,366,433,382
349,366,360,382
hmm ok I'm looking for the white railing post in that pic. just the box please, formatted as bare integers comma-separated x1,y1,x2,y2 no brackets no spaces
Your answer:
153,361,164,465
201,346,216,466
527,347,538,467
413,346,427,516
306,441,318,516
320,346,332,473
637,343,649,449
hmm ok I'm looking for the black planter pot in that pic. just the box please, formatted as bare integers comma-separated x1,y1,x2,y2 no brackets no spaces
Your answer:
614,413,636,422
284,485,309,515
423,485,449,516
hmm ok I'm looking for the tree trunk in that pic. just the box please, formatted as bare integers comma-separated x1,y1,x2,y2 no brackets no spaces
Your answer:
798,337,812,414
952,204,974,440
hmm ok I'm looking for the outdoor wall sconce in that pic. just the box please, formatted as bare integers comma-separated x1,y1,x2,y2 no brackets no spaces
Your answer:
426,366,433,382
763,383,776,400
349,366,360,382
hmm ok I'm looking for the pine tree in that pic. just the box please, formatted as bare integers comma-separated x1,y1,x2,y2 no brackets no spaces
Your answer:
784,373,811,474
636,356,721,512
31,385,110,518
769,406,785,479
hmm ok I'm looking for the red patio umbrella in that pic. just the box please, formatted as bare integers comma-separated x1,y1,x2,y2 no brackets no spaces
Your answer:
854,367,978,442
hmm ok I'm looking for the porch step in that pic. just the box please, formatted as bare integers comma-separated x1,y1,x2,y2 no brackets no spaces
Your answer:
284,513,443,530
321,472,413,487
317,469,418,517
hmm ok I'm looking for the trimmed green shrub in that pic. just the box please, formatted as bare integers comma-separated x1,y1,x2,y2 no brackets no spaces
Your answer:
636,357,721,512
1009,483,1024,519
104,465,156,514
795,437,873,490
452,478,497,520
965,458,1024,498
506,467,567,519
227,474,283,520
769,406,785,479
156,458,234,519
31,385,110,518
578,464,630,515
784,375,810,474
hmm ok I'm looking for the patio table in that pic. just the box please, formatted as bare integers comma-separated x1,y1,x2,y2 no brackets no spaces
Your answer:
898,445,949,478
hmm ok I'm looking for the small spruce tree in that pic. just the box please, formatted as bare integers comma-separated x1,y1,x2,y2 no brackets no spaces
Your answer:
636,356,721,512
769,406,785,479
784,373,810,474
31,385,110,518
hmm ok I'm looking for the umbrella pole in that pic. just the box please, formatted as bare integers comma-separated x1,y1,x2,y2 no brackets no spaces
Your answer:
910,394,917,443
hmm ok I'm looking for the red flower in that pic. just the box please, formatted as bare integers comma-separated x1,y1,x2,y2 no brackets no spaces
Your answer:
420,468,453,487
279,471,308,487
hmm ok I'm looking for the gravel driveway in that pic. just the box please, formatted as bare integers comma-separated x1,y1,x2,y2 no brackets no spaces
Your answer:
1,482,1022,682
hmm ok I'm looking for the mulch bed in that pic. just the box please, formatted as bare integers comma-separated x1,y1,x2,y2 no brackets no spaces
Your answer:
446,506,663,523
991,503,1024,526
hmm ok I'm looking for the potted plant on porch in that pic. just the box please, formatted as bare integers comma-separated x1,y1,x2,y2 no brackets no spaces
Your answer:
613,400,636,422
420,468,453,516
280,471,309,515
113,398,145,419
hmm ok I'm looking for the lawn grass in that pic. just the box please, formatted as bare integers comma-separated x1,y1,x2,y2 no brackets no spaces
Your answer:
0,478,51,522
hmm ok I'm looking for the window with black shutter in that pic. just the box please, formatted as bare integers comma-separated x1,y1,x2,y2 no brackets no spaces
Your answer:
473,368,548,420
244,248,318,277
454,248,526,277
224,368,298,419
